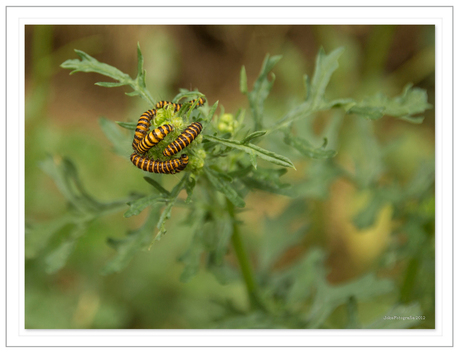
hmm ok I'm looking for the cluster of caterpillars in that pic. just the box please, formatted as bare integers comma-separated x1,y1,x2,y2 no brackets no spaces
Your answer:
130,98,205,174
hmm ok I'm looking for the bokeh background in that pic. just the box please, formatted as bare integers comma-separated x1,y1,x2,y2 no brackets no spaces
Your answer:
25,25,435,329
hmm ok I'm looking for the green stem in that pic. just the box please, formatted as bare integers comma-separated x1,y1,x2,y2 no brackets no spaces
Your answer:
227,200,262,310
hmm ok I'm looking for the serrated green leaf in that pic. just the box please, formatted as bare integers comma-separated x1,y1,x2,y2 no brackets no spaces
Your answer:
101,207,160,275
61,50,130,82
44,223,87,274
154,173,189,240
240,65,248,94
179,209,207,282
348,84,432,123
184,174,196,203
205,168,245,208
284,134,337,159
61,49,155,106
25,215,74,259
203,135,295,169
241,166,293,197
307,273,394,328
247,54,282,130
124,194,165,218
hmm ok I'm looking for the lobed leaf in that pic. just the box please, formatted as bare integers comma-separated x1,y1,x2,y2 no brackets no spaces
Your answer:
284,134,337,159
205,167,245,208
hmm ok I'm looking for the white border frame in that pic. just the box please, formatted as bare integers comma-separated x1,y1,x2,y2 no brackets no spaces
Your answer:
4,4,453,347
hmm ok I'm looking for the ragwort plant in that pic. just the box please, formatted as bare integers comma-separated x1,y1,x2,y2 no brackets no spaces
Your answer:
26,43,433,328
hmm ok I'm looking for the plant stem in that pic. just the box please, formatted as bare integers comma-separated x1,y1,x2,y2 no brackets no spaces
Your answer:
227,199,262,310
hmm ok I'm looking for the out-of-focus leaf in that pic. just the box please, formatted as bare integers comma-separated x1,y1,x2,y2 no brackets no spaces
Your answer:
241,167,293,197
154,173,188,240
346,296,361,329
346,84,432,123
281,248,324,307
44,223,88,274
293,160,343,199
99,117,132,157
116,121,137,131
260,199,310,271
179,209,207,282
284,134,337,159
307,273,394,329
246,54,282,130
25,215,74,259
308,47,345,109
239,65,248,94
205,168,245,208
184,174,196,204
101,207,160,275
123,194,165,218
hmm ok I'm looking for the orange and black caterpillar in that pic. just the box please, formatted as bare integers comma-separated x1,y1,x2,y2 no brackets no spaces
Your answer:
130,153,189,174
136,124,174,155
162,122,203,157
132,98,206,151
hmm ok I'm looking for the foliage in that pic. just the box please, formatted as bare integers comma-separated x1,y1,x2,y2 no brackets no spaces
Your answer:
25,42,433,329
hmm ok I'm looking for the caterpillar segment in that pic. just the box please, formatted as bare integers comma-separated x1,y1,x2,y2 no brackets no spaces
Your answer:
130,153,189,174
162,122,203,157
132,109,157,150
136,124,174,155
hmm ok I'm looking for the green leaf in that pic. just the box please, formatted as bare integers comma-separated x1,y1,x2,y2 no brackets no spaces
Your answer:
99,117,133,157
203,135,295,169
240,65,248,94
268,48,344,133
25,215,74,259
308,47,344,109
123,194,165,218
155,173,189,240
284,134,337,159
307,273,394,328
206,100,219,124
95,82,126,88
247,54,282,130
205,167,245,208
143,177,170,197
184,174,196,204
44,223,87,274
101,207,160,275
241,131,266,145
61,49,155,106
346,84,432,123
61,49,130,82
179,209,207,282
241,167,293,197
259,200,309,271
39,155,101,215
116,121,137,130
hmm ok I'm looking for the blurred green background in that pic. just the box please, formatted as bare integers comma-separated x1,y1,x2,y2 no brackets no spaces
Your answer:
25,25,435,329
